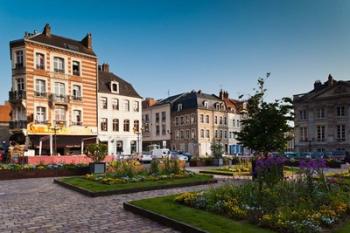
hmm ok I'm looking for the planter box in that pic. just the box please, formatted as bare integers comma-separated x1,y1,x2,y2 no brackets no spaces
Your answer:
212,158,223,166
89,162,106,174
0,167,89,180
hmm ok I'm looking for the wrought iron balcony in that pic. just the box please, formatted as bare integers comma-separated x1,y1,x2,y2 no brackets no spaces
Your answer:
34,91,48,98
71,121,83,126
9,90,26,104
49,94,69,104
71,95,82,101
12,63,25,75
9,120,27,130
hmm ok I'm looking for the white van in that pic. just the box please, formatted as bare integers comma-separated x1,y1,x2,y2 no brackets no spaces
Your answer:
151,148,170,159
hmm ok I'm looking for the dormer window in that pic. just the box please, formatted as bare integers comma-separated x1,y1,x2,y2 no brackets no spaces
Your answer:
111,81,119,93
203,101,208,108
177,104,183,112
215,103,220,110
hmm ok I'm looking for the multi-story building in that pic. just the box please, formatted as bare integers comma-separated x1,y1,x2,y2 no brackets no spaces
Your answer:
97,64,142,156
170,90,245,157
294,75,350,153
0,101,11,143
9,24,98,155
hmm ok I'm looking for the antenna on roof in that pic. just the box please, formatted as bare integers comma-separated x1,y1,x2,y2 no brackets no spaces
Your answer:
167,89,170,97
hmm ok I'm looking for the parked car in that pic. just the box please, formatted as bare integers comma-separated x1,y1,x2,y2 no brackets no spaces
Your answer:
151,148,170,159
175,151,192,161
138,153,153,163
169,153,188,161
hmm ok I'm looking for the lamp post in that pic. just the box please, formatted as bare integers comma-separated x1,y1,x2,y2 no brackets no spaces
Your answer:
50,123,62,156
133,126,143,155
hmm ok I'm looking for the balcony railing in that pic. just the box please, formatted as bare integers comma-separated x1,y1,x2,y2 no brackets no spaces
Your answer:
71,95,82,101
35,91,48,98
9,90,26,103
12,64,25,75
34,120,49,124
9,120,27,129
49,94,69,104
36,64,45,70
71,121,83,126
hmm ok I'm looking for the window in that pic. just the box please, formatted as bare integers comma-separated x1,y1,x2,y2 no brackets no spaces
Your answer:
215,116,218,124
155,113,160,123
215,130,218,138
112,98,119,110
177,104,182,111
191,129,195,139
200,114,204,123
35,106,46,123
299,110,307,120
337,125,346,141
215,103,220,110
35,53,45,70
134,120,140,132
54,82,65,101
206,115,209,124
17,78,25,91
133,101,139,112
186,129,190,139
15,50,24,68
237,120,240,127
200,129,204,138
72,61,80,76
35,79,46,97
224,131,227,138
337,106,346,117
124,100,130,111
203,101,208,108
162,124,166,135
100,118,108,131
316,125,325,142
130,141,137,154
180,130,184,139
186,115,190,124
123,120,130,132
55,107,66,123
180,116,184,125
72,85,81,100
112,119,119,132
161,111,166,122
190,114,195,124
175,130,180,139
72,110,82,125
233,119,236,127
300,127,308,142
224,117,227,125
175,117,179,126
317,108,325,119
53,57,65,73
206,130,210,138
219,117,223,125
220,130,223,138
111,82,119,93
100,97,107,109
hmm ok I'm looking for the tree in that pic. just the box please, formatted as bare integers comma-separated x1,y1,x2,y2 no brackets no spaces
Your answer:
85,143,108,162
236,74,293,155
211,142,224,159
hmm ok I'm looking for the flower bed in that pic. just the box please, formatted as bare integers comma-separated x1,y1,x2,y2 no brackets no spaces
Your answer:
200,163,252,177
54,159,216,196
0,163,89,180
174,158,350,233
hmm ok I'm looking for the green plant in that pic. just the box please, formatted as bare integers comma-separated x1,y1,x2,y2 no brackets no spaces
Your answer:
85,143,107,162
150,159,160,175
211,142,224,159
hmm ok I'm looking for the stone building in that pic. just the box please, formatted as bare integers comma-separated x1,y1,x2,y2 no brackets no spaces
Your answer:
293,75,350,153
97,64,142,156
9,24,98,155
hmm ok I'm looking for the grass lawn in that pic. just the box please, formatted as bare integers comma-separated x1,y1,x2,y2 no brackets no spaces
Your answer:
130,195,275,233
130,195,350,233
58,174,215,193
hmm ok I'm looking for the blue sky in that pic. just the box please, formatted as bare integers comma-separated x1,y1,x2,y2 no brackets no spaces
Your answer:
0,0,349,103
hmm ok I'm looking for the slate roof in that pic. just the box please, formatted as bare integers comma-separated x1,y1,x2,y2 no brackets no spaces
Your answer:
98,71,142,99
10,24,96,56
171,91,223,111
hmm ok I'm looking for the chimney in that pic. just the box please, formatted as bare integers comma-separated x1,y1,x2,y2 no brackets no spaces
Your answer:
143,98,157,108
197,90,202,94
314,80,322,90
100,63,109,72
223,91,229,99
43,24,51,37
81,33,92,49
328,74,334,86
219,89,224,99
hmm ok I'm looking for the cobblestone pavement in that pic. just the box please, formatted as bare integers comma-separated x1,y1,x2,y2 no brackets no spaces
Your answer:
0,177,236,233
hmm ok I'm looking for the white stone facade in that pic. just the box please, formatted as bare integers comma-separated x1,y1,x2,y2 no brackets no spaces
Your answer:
97,92,142,156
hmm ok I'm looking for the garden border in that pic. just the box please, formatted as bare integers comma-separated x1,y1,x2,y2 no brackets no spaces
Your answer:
0,168,89,181
199,170,234,176
54,177,218,197
123,202,208,233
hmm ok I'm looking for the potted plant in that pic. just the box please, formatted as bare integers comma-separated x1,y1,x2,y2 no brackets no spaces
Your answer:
86,143,107,174
211,142,224,166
